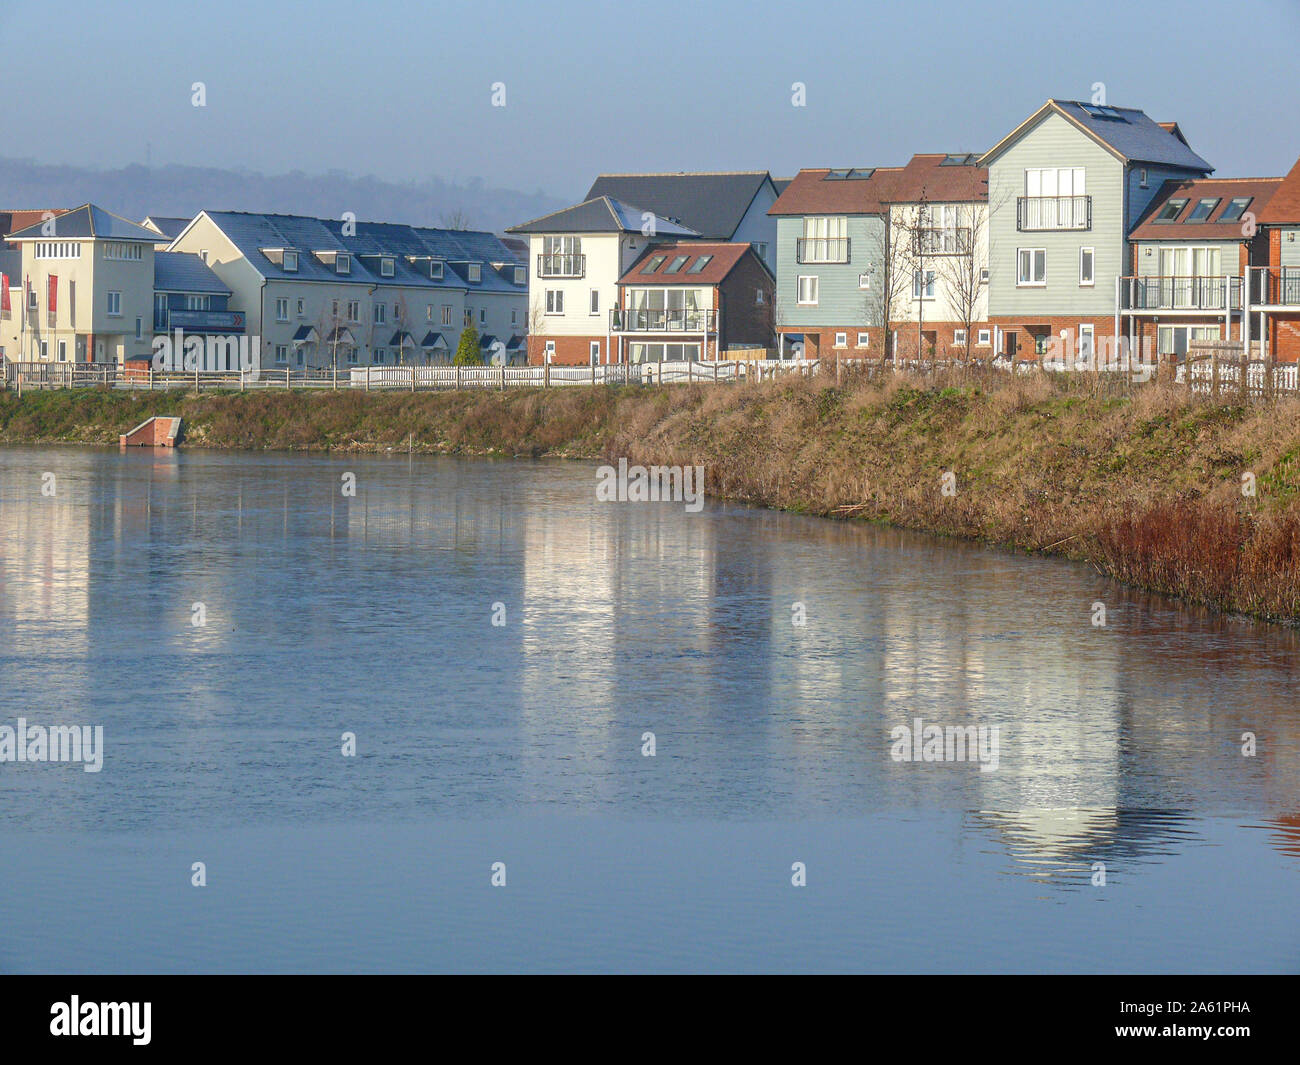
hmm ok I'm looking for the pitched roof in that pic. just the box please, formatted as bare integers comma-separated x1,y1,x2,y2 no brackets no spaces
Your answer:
880,154,988,203
1130,177,1283,240
769,166,903,215
618,242,760,285
143,216,193,240
1258,156,1300,225
1,208,69,248
772,178,794,195
583,171,774,239
507,196,699,236
981,100,1213,172
0,249,20,285
154,251,231,293
7,203,162,242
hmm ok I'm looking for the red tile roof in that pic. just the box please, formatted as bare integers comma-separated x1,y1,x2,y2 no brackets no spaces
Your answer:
769,154,986,216
618,242,754,285
1258,156,1300,225
1130,177,1282,240
880,154,988,204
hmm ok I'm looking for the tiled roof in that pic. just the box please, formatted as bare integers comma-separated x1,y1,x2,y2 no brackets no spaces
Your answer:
1,208,69,248
507,196,699,236
618,242,757,285
983,100,1213,172
769,166,903,216
7,204,162,242
880,154,988,203
583,171,773,239
143,216,193,240
154,251,231,294
1258,156,1300,225
1130,177,1283,240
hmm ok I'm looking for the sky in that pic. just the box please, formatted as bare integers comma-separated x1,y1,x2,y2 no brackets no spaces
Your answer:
3,0,1298,201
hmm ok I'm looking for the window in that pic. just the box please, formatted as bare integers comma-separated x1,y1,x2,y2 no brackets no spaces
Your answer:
102,242,143,261
686,255,713,274
480,308,486,325
1080,247,1094,286
373,348,386,364
199,249,209,264
464,309,473,327
589,341,601,365
107,291,122,316
40,341,48,359
664,255,690,274
800,217,849,262
336,254,351,275
467,263,481,282
1139,169,1149,188
332,300,340,318
1155,198,1188,223
186,294,211,311
276,298,290,322
912,269,936,299
1034,333,1051,356
977,329,991,346
275,344,289,363
755,288,764,305
513,266,525,285
1078,324,1095,359
34,242,82,259
380,257,394,278
980,268,989,284
348,301,360,322
797,275,819,305
393,302,401,321
283,250,298,272
442,305,452,325
346,347,358,364
859,272,872,289
1025,167,1086,197
427,305,434,322
590,289,599,315
427,260,443,280
540,237,582,277
1186,198,1220,223
753,243,768,262
511,309,518,325
374,303,386,324
834,332,847,348
296,298,305,318
954,329,967,346
135,317,143,340
1220,198,1253,223
544,340,556,360
59,340,67,361
641,255,667,274
1017,248,1046,286
857,332,869,348
545,289,564,314
28,287,38,310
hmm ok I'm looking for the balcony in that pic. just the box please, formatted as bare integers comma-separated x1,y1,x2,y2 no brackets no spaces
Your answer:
157,309,246,333
1248,267,1300,308
610,307,718,332
1121,276,1242,313
537,253,585,278
796,237,851,264
1017,195,1091,231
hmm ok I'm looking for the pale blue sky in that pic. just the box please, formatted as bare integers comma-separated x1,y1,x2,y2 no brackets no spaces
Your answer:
4,0,1298,198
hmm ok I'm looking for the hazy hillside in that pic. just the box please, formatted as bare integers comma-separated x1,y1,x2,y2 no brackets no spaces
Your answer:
0,157,565,235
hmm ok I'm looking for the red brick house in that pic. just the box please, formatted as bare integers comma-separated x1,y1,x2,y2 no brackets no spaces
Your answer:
1253,156,1300,362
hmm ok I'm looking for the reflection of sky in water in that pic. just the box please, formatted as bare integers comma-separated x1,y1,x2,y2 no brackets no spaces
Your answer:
0,446,1297,971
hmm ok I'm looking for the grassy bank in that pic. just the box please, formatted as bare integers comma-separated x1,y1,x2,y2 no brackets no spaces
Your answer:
3,373,1299,621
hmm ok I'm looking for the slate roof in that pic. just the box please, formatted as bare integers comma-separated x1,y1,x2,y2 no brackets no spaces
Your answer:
1130,177,1283,241
583,171,774,240
420,331,447,348
154,251,231,294
507,196,699,236
7,204,161,242
198,211,525,293
1258,156,1300,225
143,216,193,240
0,249,20,286
618,242,761,286
982,100,1213,172
1,208,69,248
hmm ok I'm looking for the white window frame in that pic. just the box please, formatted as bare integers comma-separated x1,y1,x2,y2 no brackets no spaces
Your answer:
857,331,869,348
274,344,289,364
834,332,847,348
106,291,122,317
796,275,818,305
912,269,936,300
859,272,872,289
590,288,599,315
545,289,564,315
275,298,290,322
467,263,482,283
977,328,991,346
589,341,601,365
1079,246,1095,287
953,328,967,346
1078,323,1095,359
1017,248,1047,287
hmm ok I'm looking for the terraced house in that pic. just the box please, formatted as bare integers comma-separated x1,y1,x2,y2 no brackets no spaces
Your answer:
981,99,1213,362
769,153,989,360
1252,156,1300,361
1122,176,1279,359
168,212,527,370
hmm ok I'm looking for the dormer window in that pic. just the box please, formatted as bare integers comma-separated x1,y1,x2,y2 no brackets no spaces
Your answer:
429,260,444,280
513,266,525,285
336,253,351,275
380,257,395,277
467,263,481,283
283,250,299,272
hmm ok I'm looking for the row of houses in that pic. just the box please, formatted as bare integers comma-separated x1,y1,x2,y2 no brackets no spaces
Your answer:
508,98,1300,365
0,208,528,370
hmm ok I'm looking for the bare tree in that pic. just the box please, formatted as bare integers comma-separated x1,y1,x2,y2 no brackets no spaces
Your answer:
438,209,472,231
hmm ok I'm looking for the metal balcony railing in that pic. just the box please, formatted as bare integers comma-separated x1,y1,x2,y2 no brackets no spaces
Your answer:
610,307,718,332
1121,276,1242,312
1248,267,1300,307
914,228,973,256
795,237,851,263
537,253,585,278
1017,195,1092,231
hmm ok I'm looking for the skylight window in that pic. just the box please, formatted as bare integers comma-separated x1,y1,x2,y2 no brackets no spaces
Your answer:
664,255,690,274
1081,104,1126,121
1155,198,1188,223
941,154,978,166
641,255,667,273
1186,198,1220,223
1220,197,1253,223
686,255,713,273
824,169,851,180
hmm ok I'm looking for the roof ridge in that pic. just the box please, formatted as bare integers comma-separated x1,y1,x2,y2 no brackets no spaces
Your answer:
593,170,769,177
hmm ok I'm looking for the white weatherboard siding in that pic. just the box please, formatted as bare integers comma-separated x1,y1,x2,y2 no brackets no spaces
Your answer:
987,111,1125,320
528,232,649,338
889,202,990,325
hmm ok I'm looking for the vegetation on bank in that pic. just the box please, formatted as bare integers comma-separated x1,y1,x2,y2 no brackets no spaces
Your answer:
2,370,1299,621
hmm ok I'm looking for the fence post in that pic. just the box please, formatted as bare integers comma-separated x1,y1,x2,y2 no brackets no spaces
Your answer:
456,364,461,390
501,363,506,391
411,364,416,393
544,360,549,388
1210,351,1219,400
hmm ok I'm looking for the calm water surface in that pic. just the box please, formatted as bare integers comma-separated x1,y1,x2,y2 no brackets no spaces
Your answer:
0,446,1297,972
